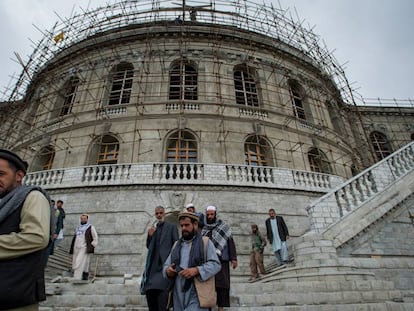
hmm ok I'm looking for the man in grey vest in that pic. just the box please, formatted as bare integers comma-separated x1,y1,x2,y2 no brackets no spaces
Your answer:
0,149,51,310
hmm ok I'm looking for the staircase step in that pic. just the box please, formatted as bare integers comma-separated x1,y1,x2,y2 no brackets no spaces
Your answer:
40,301,414,311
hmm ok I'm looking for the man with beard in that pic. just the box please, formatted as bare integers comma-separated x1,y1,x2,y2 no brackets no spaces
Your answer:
142,206,178,310
249,224,267,281
265,208,290,266
164,211,220,310
0,149,51,310
69,214,98,280
201,205,237,311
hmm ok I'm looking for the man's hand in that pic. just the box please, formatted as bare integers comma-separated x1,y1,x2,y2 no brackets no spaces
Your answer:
231,260,238,269
179,267,199,279
148,226,156,237
166,264,177,278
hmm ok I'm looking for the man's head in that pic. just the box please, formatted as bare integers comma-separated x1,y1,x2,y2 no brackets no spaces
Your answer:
205,205,217,224
51,200,56,207
185,203,195,213
0,149,28,198
154,206,165,223
178,211,199,240
80,214,89,225
268,208,276,219
57,200,64,208
251,224,258,233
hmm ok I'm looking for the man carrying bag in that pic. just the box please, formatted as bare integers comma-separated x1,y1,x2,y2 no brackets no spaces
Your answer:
164,211,221,310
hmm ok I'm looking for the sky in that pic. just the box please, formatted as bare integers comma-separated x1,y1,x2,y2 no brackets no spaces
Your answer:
0,0,413,102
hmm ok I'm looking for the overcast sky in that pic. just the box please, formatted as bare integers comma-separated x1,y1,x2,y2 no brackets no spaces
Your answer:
0,0,413,102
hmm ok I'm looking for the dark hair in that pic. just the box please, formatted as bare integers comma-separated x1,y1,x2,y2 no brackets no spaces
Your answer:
57,200,64,204
269,208,275,213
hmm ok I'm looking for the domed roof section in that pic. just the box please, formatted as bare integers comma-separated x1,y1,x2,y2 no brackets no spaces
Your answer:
5,0,352,105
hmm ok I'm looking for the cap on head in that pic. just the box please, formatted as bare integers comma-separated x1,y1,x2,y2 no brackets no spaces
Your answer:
206,205,217,212
0,149,28,174
178,210,199,222
251,224,258,229
186,203,195,210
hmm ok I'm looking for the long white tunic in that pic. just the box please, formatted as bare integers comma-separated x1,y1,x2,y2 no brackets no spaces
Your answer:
72,225,98,279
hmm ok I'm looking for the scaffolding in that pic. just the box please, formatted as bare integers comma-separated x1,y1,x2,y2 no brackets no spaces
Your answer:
0,0,412,175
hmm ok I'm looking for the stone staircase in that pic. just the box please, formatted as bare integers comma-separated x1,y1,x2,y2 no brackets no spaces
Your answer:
45,247,72,281
40,142,414,310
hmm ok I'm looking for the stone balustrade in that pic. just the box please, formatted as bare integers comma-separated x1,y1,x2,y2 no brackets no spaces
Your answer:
307,141,414,232
24,162,344,192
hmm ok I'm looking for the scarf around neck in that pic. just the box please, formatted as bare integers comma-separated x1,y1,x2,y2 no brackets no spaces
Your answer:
201,218,232,255
170,233,204,291
76,222,91,236
0,185,50,223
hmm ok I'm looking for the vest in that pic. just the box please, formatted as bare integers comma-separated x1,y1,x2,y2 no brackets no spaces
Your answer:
0,201,47,309
69,226,95,254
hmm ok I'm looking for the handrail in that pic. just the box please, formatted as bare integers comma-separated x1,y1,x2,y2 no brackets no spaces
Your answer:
24,162,344,193
307,141,414,232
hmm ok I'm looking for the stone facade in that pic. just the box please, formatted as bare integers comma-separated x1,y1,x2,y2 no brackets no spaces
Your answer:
0,1,413,296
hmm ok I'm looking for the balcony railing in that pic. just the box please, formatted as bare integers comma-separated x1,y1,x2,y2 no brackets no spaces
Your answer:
24,162,344,192
307,141,414,232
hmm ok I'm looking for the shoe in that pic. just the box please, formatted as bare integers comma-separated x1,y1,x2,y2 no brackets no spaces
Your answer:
248,276,258,281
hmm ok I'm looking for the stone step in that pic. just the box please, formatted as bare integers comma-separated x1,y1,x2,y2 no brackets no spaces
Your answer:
41,294,146,308
40,301,414,311
234,289,403,306
233,279,397,293
43,276,405,309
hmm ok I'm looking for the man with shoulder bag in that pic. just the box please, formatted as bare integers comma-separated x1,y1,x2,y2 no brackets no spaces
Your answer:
164,211,221,310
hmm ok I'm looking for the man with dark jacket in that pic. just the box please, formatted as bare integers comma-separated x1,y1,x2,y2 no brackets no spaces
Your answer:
202,205,238,311
70,214,98,280
0,149,51,310
142,205,179,311
265,208,290,266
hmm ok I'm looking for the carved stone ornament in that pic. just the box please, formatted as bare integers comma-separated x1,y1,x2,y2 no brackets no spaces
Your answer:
169,192,186,211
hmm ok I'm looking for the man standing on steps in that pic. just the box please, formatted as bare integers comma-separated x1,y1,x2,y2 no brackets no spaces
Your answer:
164,210,221,310
0,149,51,310
70,214,98,280
249,223,267,281
55,199,65,247
202,205,238,311
185,202,205,230
265,208,290,266
142,205,179,311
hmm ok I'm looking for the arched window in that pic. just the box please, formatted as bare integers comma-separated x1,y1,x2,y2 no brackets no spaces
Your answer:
169,62,198,100
108,63,134,105
308,148,331,174
166,130,197,162
289,80,308,120
32,146,55,171
54,76,79,117
370,131,392,160
234,66,259,107
244,136,271,166
91,135,119,165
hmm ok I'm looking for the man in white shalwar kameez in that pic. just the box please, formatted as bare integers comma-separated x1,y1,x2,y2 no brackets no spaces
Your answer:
265,209,289,266
69,214,98,280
